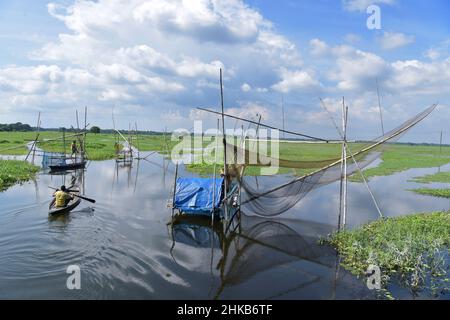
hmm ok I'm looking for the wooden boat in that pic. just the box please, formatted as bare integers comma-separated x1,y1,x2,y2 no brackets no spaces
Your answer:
49,161,86,172
48,195,81,216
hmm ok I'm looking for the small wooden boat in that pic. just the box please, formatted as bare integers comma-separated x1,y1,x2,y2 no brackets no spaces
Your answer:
48,196,81,216
49,161,86,172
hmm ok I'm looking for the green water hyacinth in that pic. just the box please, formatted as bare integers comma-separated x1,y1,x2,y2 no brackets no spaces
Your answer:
323,211,450,299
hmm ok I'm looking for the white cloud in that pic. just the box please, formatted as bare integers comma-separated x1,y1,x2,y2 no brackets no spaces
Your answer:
424,39,450,60
309,39,329,56
226,102,270,121
241,83,251,92
377,31,415,50
272,68,321,93
342,0,395,12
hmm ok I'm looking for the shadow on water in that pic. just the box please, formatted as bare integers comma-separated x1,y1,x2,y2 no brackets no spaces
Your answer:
0,151,448,299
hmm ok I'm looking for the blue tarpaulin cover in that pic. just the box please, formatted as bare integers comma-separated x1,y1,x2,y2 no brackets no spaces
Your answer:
174,177,224,215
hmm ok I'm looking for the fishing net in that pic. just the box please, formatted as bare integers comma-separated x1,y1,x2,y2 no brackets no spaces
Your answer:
226,104,437,217
42,151,66,168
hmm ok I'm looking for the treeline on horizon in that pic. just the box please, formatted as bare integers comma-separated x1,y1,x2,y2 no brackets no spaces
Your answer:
0,122,165,135
0,122,33,132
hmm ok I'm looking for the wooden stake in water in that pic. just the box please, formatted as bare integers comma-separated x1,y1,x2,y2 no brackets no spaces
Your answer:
338,97,348,231
171,163,179,219
220,69,229,224
212,119,219,226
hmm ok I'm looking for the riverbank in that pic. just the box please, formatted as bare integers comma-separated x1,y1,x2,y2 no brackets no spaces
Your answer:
0,160,39,192
323,211,450,299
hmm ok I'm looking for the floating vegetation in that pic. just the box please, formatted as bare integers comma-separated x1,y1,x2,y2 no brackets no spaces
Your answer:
0,160,39,192
323,212,450,299
410,171,450,184
409,188,450,199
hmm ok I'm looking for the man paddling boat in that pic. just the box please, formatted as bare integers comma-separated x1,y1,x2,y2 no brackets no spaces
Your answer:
53,185,73,208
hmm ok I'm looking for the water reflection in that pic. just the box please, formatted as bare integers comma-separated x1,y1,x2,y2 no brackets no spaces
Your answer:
0,152,448,299
168,214,374,299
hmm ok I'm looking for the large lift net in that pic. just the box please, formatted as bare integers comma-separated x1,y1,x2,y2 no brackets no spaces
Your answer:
225,104,437,217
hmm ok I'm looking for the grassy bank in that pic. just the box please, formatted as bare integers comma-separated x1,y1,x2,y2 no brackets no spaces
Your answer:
324,211,450,298
350,144,450,182
0,160,39,192
409,188,450,199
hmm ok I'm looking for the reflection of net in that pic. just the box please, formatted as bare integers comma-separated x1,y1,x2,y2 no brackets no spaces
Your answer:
223,220,322,285
238,104,437,217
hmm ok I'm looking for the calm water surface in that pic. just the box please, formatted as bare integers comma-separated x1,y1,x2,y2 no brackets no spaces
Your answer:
0,153,449,299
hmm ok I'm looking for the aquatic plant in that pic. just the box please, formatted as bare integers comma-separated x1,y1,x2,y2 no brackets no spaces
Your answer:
410,171,450,184
409,188,450,199
0,160,39,192
323,211,450,299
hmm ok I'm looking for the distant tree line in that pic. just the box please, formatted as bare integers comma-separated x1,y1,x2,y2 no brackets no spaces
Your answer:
0,122,33,132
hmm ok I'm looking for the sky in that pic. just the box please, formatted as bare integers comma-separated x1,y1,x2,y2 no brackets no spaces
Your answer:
0,0,449,142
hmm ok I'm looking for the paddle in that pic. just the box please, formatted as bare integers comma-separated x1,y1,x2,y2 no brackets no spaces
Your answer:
48,186,96,204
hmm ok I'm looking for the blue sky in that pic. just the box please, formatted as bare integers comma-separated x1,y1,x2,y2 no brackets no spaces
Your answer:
0,0,449,142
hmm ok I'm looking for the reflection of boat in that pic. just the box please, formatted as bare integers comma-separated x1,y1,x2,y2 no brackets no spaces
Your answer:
170,215,225,248
48,196,81,216
49,160,86,172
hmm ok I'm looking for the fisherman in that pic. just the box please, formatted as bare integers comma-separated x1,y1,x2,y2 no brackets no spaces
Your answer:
114,142,121,155
53,186,73,208
70,140,78,157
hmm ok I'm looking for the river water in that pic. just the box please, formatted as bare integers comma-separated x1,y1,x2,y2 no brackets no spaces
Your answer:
0,152,449,299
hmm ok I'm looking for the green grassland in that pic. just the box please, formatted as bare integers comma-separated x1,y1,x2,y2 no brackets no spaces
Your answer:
187,141,450,179
349,144,450,182
1,131,450,179
0,160,39,191
323,211,450,298
0,131,176,160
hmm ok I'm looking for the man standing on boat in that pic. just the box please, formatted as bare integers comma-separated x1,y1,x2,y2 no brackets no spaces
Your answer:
71,140,78,158
53,186,73,208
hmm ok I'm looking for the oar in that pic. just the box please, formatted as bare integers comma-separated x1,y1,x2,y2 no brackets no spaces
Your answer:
48,186,96,204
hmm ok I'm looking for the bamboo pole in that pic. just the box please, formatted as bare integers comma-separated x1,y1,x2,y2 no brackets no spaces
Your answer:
62,128,66,161
32,112,41,163
212,119,219,225
135,122,140,159
321,96,383,219
172,163,179,219
220,69,229,224
26,112,41,162
281,95,285,139
83,106,87,161
342,104,348,229
376,78,385,136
